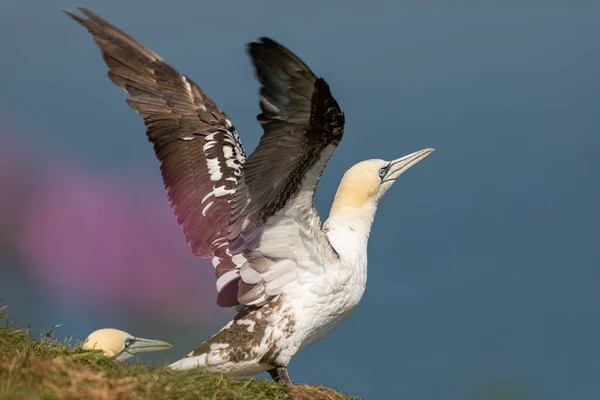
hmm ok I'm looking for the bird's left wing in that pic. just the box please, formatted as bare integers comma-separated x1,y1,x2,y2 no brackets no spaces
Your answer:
62,9,246,269
224,38,345,306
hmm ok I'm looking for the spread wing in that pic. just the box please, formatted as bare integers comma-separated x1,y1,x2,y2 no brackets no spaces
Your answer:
65,9,345,309
63,8,246,275
223,38,346,306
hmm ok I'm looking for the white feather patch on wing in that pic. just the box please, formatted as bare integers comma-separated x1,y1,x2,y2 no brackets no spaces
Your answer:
264,272,298,296
210,343,230,350
216,270,240,292
232,253,246,266
260,259,297,282
169,354,207,370
236,319,256,332
245,294,269,306
240,264,262,284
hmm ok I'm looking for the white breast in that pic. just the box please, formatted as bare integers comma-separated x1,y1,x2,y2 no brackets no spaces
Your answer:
284,226,369,356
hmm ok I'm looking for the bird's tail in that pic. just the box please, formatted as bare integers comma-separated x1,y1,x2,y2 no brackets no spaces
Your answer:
168,352,208,371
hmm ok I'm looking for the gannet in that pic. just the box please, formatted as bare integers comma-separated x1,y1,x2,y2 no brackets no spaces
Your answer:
83,328,173,361
63,8,435,383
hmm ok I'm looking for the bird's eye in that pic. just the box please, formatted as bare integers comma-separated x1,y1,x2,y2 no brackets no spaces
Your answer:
124,338,132,347
378,168,387,179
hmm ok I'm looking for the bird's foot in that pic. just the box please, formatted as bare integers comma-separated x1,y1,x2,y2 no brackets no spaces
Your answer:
268,366,291,384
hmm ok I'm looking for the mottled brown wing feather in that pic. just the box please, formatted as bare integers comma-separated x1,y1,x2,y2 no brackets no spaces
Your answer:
63,8,246,260
228,38,345,254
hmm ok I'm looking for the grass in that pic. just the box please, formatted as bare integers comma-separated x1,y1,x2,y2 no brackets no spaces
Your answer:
0,306,356,400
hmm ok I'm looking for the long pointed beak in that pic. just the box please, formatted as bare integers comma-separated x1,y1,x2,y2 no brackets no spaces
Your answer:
384,148,435,183
127,337,173,355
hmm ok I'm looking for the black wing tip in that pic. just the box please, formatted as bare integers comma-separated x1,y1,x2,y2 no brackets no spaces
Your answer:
247,37,280,50
247,37,296,60
246,37,276,60
247,36,316,79
257,37,283,48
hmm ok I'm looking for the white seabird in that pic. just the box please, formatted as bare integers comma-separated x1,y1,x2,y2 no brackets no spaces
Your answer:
63,8,435,383
83,328,173,362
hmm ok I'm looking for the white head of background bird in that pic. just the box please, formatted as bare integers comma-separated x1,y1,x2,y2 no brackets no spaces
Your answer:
83,328,173,362
330,148,435,224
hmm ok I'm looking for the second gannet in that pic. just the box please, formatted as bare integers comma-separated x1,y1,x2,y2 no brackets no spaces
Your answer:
83,328,173,362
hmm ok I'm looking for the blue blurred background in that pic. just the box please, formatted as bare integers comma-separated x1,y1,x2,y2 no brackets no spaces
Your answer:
1,1,599,399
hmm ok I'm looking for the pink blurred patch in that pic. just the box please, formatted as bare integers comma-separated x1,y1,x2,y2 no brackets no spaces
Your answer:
18,164,217,321
0,134,30,244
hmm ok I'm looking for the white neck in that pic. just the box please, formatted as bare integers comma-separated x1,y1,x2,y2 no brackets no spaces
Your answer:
323,196,378,262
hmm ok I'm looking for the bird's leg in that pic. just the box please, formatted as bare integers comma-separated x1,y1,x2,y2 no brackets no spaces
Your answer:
268,367,291,384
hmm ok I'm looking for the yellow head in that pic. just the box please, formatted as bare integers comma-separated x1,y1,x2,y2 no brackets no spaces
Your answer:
331,148,434,215
83,328,173,361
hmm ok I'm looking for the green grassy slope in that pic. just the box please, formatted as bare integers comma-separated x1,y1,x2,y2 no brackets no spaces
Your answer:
0,306,356,400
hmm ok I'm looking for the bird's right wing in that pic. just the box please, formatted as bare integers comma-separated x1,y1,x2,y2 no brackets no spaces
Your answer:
222,38,346,306
63,8,246,266
65,9,345,309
